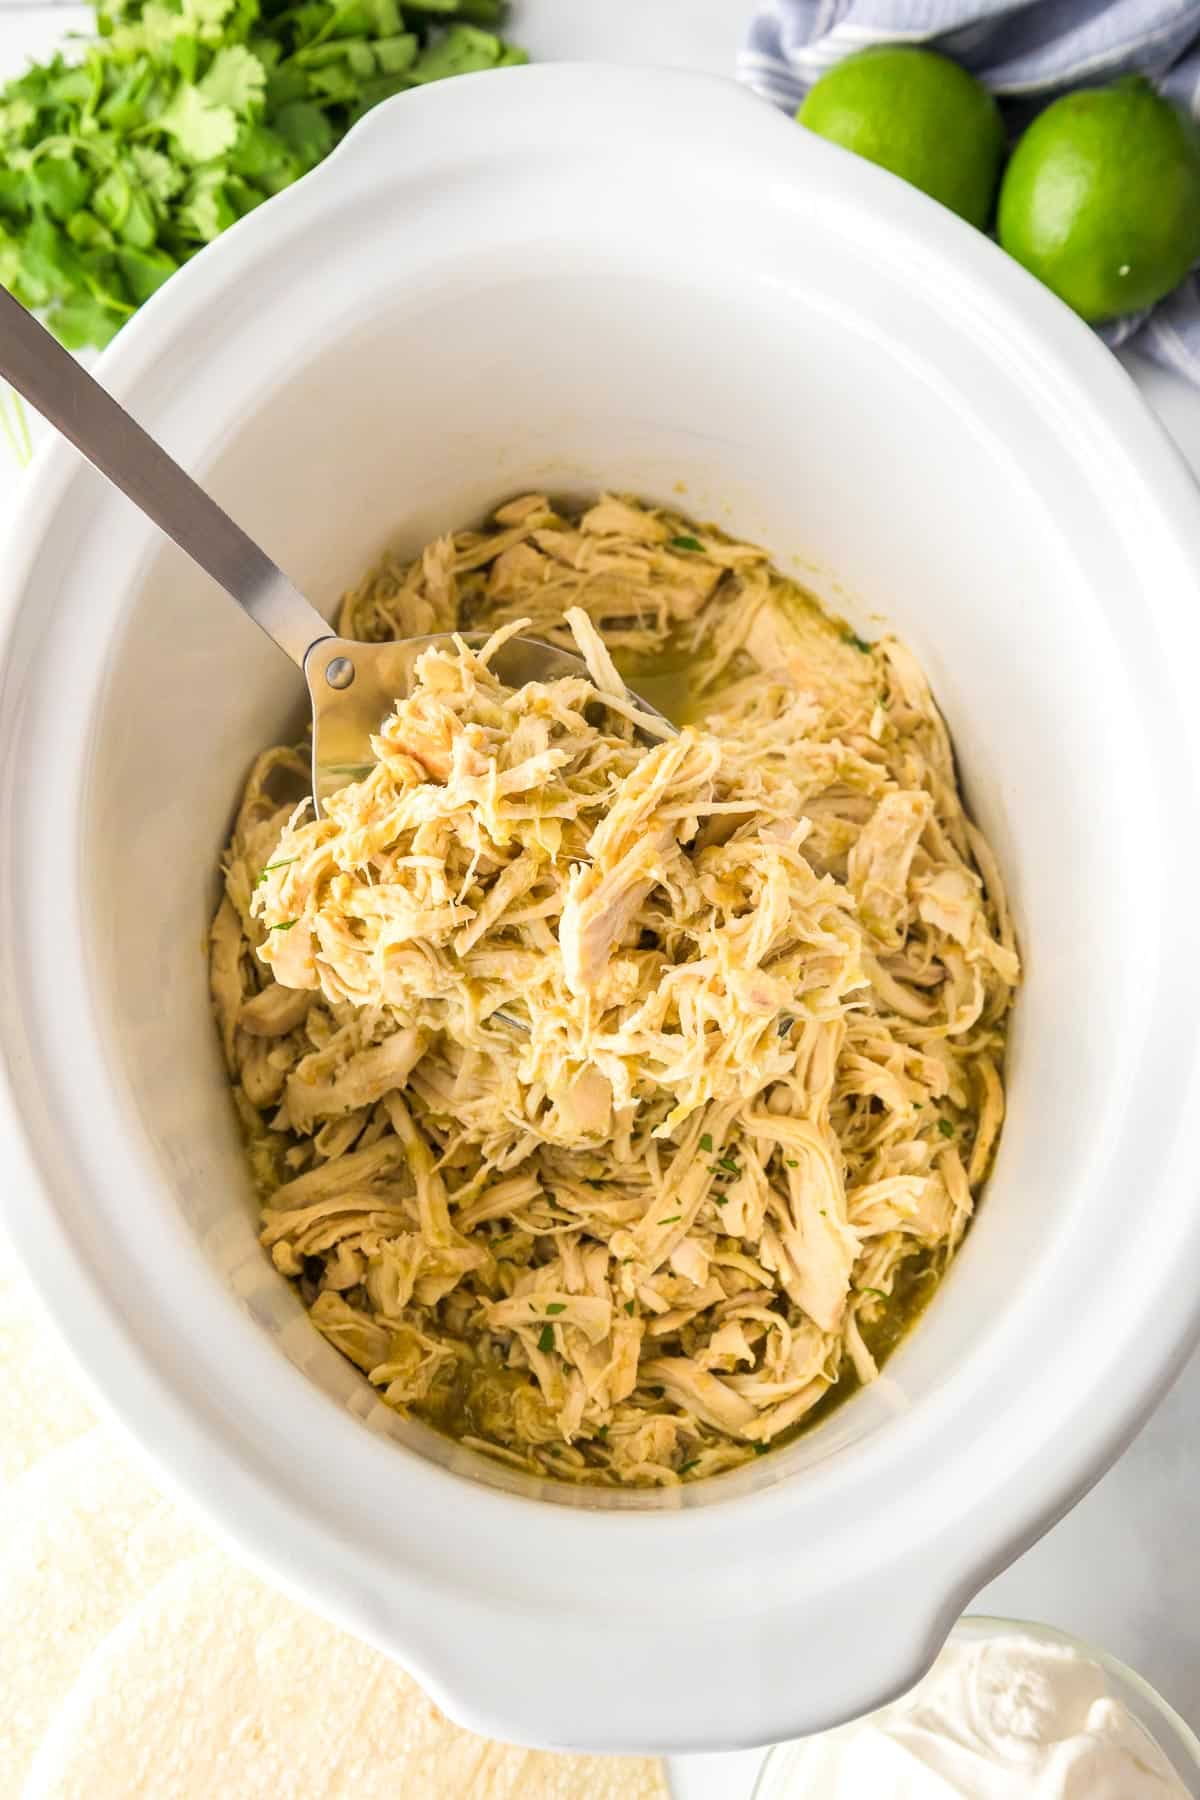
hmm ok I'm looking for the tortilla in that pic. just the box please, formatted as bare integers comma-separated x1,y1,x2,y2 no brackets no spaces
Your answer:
0,1428,205,1793
24,1546,668,1799
0,1258,94,1486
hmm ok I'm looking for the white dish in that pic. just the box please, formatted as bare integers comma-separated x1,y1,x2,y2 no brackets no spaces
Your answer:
1,64,1199,1755
753,1617,1200,1797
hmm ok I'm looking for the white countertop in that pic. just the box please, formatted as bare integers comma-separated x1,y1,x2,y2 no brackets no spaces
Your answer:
1,3,1198,1793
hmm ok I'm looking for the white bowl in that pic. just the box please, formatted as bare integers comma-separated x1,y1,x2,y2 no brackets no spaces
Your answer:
754,1617,1200,1796
2,65,1200,1756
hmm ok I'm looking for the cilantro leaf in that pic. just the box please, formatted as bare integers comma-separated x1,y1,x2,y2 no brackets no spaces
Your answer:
50,291,124,348
116,242,178,301
200,44,266,113
127,143,185,201
29,155,92,222
270,99,334,168
176,169,238,240
410,23,503,81
156,82,239,160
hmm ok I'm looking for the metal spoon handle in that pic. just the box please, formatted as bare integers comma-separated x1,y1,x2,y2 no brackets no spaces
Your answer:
0,286,331,669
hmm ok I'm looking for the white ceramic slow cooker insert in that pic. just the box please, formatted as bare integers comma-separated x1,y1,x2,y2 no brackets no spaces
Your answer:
1,66,1199,1755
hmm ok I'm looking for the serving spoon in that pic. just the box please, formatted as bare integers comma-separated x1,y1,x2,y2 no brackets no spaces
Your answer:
0,286,669,814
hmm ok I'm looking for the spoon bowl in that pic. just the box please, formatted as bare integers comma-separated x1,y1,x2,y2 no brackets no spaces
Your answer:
305,630,673,811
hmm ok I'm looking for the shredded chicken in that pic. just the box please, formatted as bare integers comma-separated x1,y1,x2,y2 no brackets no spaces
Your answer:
212,495,1019,1487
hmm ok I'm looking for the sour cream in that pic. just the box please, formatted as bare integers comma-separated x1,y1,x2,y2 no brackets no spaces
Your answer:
763,1632,1190,1797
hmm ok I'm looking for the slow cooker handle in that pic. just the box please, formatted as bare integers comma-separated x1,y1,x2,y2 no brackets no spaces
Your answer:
0,284,333,669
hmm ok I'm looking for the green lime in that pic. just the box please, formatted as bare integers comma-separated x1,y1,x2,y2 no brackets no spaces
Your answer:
798,46,1006,228
997,79,1200,323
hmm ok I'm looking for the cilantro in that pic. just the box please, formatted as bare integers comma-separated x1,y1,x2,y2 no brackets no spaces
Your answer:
595,1424,608,1441
0,0,527,356
670,534,703,553
752,1443,769,1456
268,917,299,931
937,1118,955,1139
711,1194,727,1206
544,1302,566,1315
699,1133,713,1152
199,43,266,111
843,630,873,654
623,1300,635,1316
0,388,32,466
785,1158,799,1169
717,1156,740,1175
536,1322,554,1352
127,144,184,202
658,1214,681,1225
409,23,507,81
158,84,241,161
117,246,178,303
859,1287,887,1301
678,1458,700,1475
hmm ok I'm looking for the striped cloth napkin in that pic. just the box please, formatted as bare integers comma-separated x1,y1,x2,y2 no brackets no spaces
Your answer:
738,0,1200,381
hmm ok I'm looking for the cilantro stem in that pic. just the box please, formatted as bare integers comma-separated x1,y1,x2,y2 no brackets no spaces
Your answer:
0,389,32,469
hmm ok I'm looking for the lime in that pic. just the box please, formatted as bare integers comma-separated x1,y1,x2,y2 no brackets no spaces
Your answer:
798,46,1006,228
997,79,1200,323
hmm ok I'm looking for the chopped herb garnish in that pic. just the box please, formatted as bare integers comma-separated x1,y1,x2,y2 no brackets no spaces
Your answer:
268,918,299,932
536,1322,555,1352
0,0,529,355
595,1425,608,1441
785,1158,800,1169
678,1458,700,1475
544,1302,566,1315
624,1300,635,1316
859,1287,887,1301
712,1194,728,1206
256,856,299,887
699,1133,714,1152
843,630,873,654
752,1443,770,1456
658,1214,681,1225
937,1118,955,1139
717,1156,740,1175
670,534,704,553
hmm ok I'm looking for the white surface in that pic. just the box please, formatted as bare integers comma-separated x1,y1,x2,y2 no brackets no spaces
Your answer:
1,4,1199,1794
